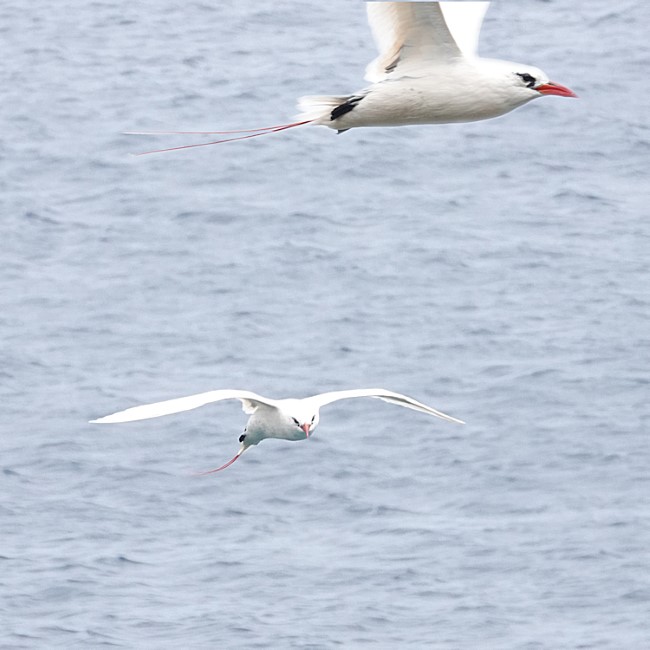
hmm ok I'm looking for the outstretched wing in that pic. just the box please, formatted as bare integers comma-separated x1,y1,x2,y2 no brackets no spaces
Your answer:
306,388,464,424
364,2,489,82
90,389,277,424
439,2,489,59
365,2,460,82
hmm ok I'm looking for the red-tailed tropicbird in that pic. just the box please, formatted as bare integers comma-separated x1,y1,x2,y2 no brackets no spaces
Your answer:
134,2,576,154
90,388,464,473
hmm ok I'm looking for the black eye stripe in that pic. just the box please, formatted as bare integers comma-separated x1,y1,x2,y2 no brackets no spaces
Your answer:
517,72,536,88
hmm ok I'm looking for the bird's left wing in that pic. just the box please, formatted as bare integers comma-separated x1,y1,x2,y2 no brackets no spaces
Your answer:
307,388,464,424
90,389,276,424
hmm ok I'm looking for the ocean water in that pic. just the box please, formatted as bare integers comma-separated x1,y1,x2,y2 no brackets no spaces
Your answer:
2,0,649,647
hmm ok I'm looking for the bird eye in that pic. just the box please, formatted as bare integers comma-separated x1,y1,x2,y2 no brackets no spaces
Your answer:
239,434,246,443
516,72,536,88
292,417,300,425
311,416,315,423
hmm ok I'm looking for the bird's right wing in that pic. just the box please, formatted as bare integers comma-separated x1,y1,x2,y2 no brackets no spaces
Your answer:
89,389,277,424
439,2,489,59
308,388,464,424
365,1,463,83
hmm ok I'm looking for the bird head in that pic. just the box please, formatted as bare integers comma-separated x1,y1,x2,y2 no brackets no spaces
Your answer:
512,64,577,98
477,59,576,105
286,406,320,439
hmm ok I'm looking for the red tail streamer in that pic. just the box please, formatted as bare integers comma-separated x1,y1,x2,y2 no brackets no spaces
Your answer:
131,120,312,155
194,448,246,475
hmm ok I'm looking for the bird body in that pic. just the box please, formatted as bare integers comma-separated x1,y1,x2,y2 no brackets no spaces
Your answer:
243,398,317,446
298,1,575,131
299,58,556,130
91,388,463,473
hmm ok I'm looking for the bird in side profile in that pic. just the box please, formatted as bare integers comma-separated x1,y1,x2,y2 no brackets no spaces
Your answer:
135,1,576,154
90,388,464,473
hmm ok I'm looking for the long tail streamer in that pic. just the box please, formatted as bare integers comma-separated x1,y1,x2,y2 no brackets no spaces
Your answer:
128,120,312,155
194,447,247,475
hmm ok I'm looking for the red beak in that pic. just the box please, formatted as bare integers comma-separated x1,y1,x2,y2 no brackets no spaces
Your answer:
301,423,311,437
536,82,577,98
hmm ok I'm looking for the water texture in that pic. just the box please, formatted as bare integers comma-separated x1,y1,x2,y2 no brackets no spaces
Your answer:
1,0,649,647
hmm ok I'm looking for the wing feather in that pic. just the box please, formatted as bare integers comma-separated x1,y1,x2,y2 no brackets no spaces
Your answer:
90,389,276,424
365,2,490,82
365,2,462,82
307,389,464,424
440,2,489,59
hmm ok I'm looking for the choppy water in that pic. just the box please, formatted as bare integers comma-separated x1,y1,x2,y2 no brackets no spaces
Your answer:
2,0,649,647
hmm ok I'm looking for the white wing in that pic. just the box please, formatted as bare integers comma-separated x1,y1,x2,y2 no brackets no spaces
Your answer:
365,2,472,82
440,2,489,59
89,389,277,424
306,389,464,424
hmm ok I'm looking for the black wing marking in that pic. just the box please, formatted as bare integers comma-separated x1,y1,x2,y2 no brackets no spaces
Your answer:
330,94,366,121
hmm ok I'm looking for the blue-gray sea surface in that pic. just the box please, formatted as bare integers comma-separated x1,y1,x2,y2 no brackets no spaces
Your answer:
2,0,649,647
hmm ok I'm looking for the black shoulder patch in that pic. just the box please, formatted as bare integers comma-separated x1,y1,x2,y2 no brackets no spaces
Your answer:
331,95,365,121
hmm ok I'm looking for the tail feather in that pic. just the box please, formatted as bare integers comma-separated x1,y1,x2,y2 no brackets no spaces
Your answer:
296,95,351,124
125,123,300,136
126,95,357,155
131,119,312,155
